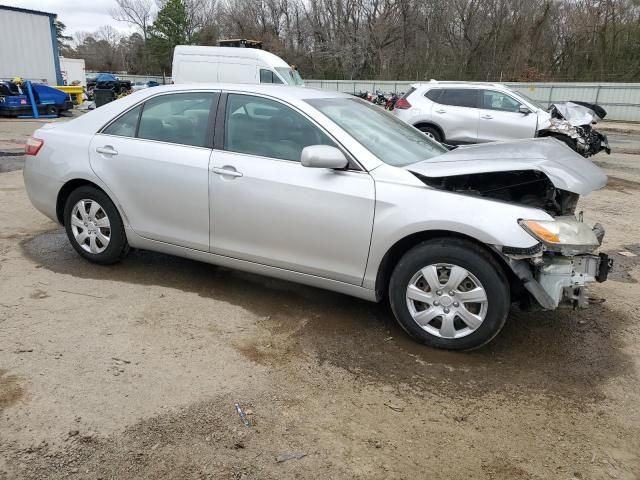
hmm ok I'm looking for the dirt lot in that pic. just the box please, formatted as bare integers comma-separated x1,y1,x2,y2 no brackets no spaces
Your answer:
1,117,639,479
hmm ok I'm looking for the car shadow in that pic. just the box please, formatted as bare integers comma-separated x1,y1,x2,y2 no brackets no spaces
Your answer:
22,229,634,401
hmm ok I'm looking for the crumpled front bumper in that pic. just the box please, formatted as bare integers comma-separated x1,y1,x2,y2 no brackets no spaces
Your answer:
536,252,612,308
498,225,613,310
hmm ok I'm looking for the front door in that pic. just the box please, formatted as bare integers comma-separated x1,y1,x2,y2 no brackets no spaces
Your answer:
477,89,538,142
89,91,218,251
209,93,375,285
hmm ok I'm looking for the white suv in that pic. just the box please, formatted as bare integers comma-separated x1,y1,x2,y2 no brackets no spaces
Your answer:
394,81,550,144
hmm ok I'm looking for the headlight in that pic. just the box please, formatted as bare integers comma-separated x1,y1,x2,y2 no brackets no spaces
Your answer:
519,216,600,249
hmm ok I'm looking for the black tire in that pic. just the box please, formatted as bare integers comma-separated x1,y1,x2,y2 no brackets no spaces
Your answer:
417,125,443,142
389,238,510,350
45,105,58,116
63,186,129,265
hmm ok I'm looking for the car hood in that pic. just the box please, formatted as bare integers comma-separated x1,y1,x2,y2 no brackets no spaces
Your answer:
551,102,601,126
405,138,607,195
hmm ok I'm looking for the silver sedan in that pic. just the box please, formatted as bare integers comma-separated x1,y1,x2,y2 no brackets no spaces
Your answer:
23,84,610,350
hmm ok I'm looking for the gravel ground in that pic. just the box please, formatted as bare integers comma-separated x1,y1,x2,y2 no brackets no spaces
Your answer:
1,119,639,479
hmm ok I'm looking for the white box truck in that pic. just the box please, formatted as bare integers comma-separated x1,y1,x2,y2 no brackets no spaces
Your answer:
59,57,86,86
172,46,304,86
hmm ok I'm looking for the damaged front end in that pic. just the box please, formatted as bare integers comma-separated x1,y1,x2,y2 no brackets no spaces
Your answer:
414,171,611,309
407,139,612,310
539,101,610,158
497,217,612,310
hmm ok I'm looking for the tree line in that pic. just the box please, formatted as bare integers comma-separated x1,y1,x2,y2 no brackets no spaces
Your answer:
58,0,640,82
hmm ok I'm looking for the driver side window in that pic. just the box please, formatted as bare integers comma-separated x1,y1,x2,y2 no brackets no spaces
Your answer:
481,90,521,113
224,94,335,161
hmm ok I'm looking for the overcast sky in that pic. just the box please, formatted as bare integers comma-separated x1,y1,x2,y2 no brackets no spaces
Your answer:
9,0,135,36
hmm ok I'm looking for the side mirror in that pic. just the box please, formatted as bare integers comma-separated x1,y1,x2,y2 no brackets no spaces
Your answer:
301,145,348,169
519,105,531,115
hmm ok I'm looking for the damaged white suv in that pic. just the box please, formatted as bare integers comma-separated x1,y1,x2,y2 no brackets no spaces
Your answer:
394,81,610,158
23,85,612,350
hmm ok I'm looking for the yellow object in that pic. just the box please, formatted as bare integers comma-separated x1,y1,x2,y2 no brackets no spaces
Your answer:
54,85,84,105
521,220,560,244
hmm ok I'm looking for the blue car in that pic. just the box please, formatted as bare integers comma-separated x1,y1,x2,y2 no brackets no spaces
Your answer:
0,81,73,117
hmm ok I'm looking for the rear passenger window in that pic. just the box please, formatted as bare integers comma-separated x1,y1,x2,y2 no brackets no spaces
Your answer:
224,94,335,161
103,105,141,138
137,93,216,147
437,89,478,108
425,89,443,102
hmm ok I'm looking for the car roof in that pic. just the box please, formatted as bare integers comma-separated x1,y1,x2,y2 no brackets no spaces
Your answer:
411,81,510,91
173,46,290,68
134,83,351,101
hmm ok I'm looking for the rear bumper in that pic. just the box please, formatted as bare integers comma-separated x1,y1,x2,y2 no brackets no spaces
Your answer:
23,156,62,223
0,105,29,116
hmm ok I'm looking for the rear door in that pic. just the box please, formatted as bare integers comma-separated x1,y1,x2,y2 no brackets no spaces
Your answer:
477,89,538,142
430,88,479,143
89,91,219,251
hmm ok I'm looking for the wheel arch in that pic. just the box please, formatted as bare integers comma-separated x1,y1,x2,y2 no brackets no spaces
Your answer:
374,229,521,302
56,178,122,226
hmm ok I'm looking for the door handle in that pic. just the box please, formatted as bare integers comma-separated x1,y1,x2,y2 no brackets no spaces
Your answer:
435,109,446,114
212,166,243,178
481,114,493,119
96,146,118,156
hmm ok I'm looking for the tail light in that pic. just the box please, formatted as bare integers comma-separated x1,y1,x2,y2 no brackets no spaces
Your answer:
25,137,44,156
395,98,411,109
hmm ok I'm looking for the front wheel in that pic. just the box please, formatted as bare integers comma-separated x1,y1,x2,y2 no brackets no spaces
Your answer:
389,238,510,350
63,186,129,264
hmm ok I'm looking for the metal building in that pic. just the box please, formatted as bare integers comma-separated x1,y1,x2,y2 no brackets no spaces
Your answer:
0,5,63,85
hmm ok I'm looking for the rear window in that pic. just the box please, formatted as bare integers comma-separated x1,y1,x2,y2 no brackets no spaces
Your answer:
401,87,416,99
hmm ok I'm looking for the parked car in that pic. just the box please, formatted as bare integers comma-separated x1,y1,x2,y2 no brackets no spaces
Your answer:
131,80,160,91
23,85,611,350
86,73,133,98
172,46,304,86
394,81,610,157
0,80,73,117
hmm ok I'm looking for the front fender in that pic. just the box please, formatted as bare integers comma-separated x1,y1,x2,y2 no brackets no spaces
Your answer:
363,165,552,289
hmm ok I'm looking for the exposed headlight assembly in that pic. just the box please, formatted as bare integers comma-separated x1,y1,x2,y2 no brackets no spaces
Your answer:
519,215,601,254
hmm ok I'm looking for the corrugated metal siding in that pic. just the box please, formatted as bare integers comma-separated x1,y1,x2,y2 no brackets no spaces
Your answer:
0,9,57,84
304,80,640,121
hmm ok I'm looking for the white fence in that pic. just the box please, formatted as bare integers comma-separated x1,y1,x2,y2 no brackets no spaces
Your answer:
305,80,640,122
86,73,640,122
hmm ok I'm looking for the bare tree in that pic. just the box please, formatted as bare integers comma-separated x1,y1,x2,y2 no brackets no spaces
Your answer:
111,0,155,41
72,0,640,80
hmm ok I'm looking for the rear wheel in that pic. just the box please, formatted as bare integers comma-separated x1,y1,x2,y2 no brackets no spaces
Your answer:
63,186,129,264
417,125,443,142
45,105,58,116
389,238,510,350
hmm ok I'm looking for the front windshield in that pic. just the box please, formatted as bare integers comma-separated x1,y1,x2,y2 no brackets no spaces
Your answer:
509,89,545,110
275,67,304,86
306,98,448,167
